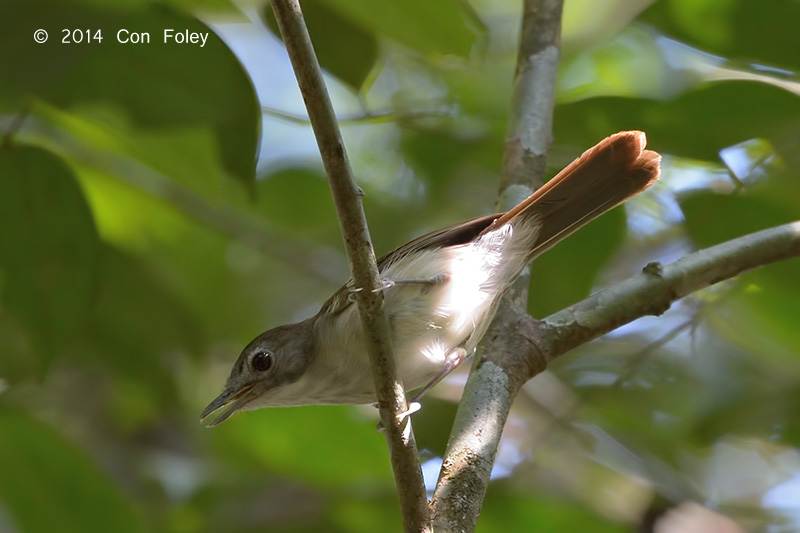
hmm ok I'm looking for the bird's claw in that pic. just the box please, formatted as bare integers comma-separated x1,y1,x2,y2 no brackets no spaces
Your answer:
372,278,395,293
375,401,422,432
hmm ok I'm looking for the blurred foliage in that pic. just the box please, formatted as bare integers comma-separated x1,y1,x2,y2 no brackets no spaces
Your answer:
0,0,258,188
1,0,800,532
261,1,378,91
0,409,146,533
0,146,100,367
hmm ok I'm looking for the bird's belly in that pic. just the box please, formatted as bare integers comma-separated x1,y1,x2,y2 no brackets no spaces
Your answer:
381,245,504,390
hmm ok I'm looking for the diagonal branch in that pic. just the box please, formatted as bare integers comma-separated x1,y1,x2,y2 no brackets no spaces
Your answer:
269,1,429,531
434,219,800,531
537,221,800,362
482,221,800,433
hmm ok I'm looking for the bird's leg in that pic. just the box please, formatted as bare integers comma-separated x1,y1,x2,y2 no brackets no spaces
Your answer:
407,346,468,405
373,272,450,293
376,347,468,431
348,273,449,302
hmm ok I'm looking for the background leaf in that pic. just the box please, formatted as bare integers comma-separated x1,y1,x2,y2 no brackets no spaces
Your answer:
0,145,100,363
0,409,146,533
0,0,258,188
317,0,477,58
262,0,378,91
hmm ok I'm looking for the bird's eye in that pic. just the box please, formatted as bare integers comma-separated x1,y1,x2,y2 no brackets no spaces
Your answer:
251,351,273,372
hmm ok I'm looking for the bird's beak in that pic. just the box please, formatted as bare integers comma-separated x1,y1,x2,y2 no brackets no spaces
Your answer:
200,383,258,427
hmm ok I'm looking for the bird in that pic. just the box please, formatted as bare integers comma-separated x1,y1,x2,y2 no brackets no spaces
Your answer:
201,131,661,427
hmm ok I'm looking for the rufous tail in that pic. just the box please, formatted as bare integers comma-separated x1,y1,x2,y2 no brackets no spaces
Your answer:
483,131,661,259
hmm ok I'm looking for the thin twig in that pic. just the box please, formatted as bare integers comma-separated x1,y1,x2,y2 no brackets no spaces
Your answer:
609,318,694,389
487,221,800,380
269,1,430,531
1,104,32,149
538,221,800,361
262,105,451,125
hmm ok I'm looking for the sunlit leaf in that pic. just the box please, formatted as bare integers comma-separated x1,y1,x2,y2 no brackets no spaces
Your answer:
39,104,233,204
562,0,656,52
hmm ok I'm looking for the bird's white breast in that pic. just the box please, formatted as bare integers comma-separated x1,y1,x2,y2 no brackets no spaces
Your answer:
314,219,538,402
380,223,529,389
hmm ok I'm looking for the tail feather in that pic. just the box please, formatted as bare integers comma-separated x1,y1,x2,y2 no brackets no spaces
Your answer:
483,131,661,259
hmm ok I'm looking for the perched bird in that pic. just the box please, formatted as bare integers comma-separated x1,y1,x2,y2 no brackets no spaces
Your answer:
202,131,661,426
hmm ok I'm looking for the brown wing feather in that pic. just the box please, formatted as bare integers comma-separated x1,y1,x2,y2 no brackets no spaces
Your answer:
319,214,499,316
376,214,499,269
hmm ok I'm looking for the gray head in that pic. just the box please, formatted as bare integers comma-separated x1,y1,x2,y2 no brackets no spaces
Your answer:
200,319,315,426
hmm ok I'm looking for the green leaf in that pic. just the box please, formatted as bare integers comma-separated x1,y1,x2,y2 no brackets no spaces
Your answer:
561,0,656,52
318,0,476,58
212,407,393,487
0,409,145,533
84,247,202,399
328,494,402,533
102,0,242,14
408,397,458,457
0,145,100,360
262,0,378,90
0,0,258,188
529,209,626,317
0,310,41,381
681,190,800,366
255,166,339,241
158,0,242,14
680,191,797,247
555,82,800,163
641,0,800,72
480,487,629,532
39,104,233,203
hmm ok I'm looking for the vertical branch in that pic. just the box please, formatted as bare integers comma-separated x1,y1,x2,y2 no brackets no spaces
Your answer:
499,0,564,197
269,1,430,531
431,0,564,530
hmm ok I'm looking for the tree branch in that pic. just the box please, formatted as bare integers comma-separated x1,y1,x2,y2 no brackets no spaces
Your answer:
479,222,800,443
431,0,564,530
262,105,450,125
434,220,800,530
269,1,430,531
538,221,800,362
499,0,563,198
